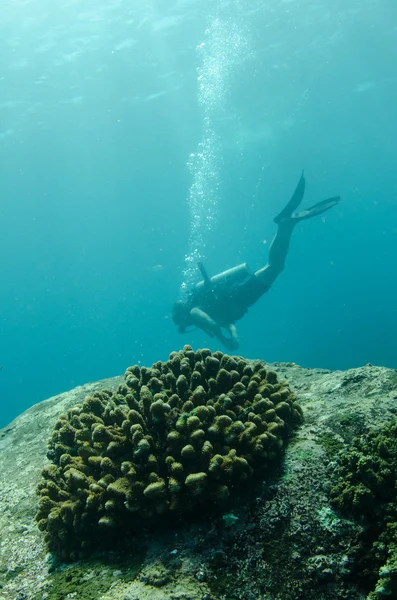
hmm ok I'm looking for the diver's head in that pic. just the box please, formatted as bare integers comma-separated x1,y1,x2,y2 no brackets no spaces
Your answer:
172,300,191,333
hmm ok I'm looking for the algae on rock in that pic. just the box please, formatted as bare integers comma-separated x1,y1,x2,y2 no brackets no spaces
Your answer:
330,418,397,598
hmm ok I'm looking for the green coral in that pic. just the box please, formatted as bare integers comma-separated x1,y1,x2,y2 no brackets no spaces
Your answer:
330,418,397,598
36,346,302,560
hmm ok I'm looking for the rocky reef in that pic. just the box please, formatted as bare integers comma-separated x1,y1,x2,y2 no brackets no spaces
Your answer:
0,353,397,600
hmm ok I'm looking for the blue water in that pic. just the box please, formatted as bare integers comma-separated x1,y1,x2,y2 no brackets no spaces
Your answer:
0,0,396,429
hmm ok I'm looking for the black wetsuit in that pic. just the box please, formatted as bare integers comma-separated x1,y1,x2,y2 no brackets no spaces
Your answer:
187,273,270,326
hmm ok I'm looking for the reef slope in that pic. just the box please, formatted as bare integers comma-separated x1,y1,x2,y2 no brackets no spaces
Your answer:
1,361,396,600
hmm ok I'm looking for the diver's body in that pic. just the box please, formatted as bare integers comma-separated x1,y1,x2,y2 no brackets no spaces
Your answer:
172,173,340,350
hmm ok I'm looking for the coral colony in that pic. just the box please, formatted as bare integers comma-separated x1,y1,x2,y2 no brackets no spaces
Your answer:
36,346,302,560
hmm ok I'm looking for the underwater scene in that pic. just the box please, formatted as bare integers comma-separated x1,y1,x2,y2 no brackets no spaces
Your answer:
0,1,397,599
1,0,396,428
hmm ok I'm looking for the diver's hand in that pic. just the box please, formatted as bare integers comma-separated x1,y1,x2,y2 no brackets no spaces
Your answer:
220,324,239,351
221,336,239,352
189,308,238,349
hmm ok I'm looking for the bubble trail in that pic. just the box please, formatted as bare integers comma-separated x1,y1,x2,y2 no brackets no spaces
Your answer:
181,16,247,295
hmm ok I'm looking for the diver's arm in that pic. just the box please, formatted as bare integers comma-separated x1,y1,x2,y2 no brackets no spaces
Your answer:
189,307,220,336
189,308,238,350
225,323,239,349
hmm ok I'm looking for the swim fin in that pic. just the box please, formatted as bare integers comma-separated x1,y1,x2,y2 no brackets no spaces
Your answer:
274,171,306,224
290,196,340,221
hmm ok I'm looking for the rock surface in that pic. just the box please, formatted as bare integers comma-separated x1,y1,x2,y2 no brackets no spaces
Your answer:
1,361,397,600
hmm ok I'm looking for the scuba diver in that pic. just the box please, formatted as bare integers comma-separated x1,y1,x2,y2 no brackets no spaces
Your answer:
172,172,340,350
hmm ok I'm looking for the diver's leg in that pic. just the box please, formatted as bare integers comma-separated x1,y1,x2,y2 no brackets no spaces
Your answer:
254,173,306,287
254,219,296,287
254,192,340,288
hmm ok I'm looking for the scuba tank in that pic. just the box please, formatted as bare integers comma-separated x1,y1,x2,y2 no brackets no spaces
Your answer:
195,262,251,292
